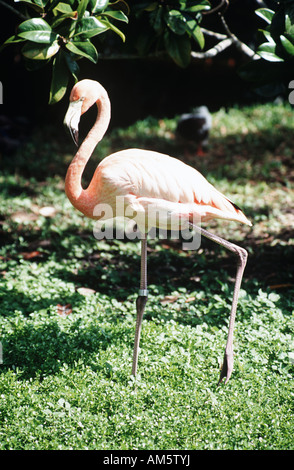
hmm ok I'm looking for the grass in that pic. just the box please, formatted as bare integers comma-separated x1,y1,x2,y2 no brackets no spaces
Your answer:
0,101,294,450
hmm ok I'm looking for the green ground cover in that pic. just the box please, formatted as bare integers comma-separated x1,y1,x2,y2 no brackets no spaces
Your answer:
0,102,293,449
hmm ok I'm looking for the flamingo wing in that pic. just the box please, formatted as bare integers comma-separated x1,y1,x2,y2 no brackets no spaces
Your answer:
96,148,251,226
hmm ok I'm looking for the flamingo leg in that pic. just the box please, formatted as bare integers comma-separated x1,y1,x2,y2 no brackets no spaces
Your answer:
132,234,148,376
190,224,248,384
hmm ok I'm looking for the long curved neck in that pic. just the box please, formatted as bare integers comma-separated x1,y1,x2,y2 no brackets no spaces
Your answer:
65,88,111,217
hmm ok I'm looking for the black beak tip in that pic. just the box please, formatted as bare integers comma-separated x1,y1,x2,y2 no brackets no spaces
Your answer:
73,129,79,147
68,126,79,147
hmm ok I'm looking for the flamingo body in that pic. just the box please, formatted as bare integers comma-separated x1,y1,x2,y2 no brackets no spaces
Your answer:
82,148,251,232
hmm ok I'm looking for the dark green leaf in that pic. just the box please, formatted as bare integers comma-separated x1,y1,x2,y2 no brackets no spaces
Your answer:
51,0,76,8
166,10,187,36
0,35,25,51
259,29,272,42
51,12,78,30
53,2,74,14
33,0,49,7
280,34,294,55
136,32,156,56
74,16,109,38
64,52,80,81
285,13,294,35
102,10,128,23
186,21,204,49
131,2,156,13
19,30,58,44
23,57,50,71
164,31,191,67
255,8,275,24
65,40,98,63
18,19,56,44
137,2,157,12
22,40,60,60
77,0,89,19
14,0,49,7
90,0,109,14
49,51,69,104
258,42,284,62
18,18,52,31
102,19,125,41
270,9,285,41
150,7,164,33
184,1,211,13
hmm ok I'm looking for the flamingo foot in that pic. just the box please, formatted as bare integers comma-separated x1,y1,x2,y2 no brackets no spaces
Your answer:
218,350,234,385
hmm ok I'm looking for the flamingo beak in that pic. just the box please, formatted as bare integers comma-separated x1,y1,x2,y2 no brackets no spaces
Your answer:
64,98,84,146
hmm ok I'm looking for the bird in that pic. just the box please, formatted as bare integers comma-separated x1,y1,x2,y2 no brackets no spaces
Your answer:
64,79,251,385
176,106,212,156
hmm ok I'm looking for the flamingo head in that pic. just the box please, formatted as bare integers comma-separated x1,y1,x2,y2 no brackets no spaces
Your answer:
64,79,102,146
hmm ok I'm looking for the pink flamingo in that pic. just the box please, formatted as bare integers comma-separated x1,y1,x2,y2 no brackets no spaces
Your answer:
64,79,251,384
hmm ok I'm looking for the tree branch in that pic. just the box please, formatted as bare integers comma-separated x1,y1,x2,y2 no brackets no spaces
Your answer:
89,9,260,63
218,12,259,59
191,38,234,59
0,0,27,20
201,28,227,40
202,0,229,16
193,10,259,61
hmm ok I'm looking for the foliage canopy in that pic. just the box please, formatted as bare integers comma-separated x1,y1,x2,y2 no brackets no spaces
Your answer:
2,1,294,102
240,0,294,97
